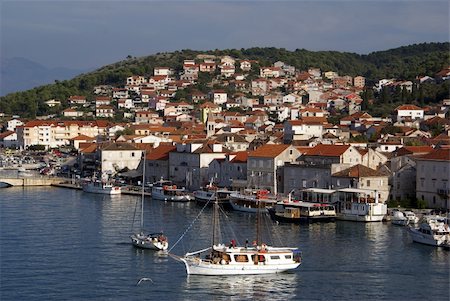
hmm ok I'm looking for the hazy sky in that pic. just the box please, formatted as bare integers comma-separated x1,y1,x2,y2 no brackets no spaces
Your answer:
1,0,449,70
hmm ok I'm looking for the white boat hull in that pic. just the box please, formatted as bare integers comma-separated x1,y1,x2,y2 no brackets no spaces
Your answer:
152,191,191,202
82,185,121,195
391,218,408,226
336,213,385,222
181,258,300,275
408,228,449,247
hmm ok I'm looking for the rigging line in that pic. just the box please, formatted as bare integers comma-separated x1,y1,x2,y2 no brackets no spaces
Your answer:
218,205,240,245
130,195,139,233
168,199,211,253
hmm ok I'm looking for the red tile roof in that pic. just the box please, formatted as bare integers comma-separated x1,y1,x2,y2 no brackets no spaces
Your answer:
332,164,388,177
249,144,290,158
395,105,423,111
305,144,351,157
416,148,450,161
230,151,249,163
146,145,176,161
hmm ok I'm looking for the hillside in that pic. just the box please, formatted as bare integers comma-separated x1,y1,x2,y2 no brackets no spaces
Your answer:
0,42,448,118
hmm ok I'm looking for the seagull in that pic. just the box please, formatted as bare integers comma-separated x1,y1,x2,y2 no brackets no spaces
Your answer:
137,277,154,285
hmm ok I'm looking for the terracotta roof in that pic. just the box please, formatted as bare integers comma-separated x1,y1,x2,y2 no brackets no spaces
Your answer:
230,151,249,163
101,142,140,151
395,146,433,156
332,164,388,178
305,144,351,157
70,134,95,141
249,144,290,158
0,131,15,139
296,146,312,154
416,148,450,161
146,145,176,161
79,143,97,154
395,105,423,111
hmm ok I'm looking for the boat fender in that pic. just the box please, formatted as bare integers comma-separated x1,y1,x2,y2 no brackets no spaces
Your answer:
221,259,226,265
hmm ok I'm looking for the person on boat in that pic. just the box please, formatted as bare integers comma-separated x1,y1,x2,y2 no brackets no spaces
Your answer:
245,239,249,248
230,239,236,248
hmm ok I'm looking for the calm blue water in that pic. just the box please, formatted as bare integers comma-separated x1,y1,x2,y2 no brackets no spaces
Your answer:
1,187,449,300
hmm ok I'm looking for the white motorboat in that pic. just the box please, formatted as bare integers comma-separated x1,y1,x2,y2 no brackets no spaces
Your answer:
82,180,121,195
335,188,387,222
408,216,450,247
229,190,278,213
177,197,302,275
131,153,168,250
403,210,419,225
391,210,408,226
151,179,191,202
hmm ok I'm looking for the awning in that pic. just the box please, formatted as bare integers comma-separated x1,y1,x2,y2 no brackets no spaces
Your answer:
119,169,143,178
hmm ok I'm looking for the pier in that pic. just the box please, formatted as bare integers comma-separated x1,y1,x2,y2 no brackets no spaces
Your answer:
0,176,66,187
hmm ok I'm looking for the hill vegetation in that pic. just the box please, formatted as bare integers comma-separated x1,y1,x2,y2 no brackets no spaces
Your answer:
0,42,448,118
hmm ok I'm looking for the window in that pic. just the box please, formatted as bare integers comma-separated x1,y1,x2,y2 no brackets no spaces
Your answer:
270,255,280,260
131,152,135,157
302,179,307,188
366,180,370,187
285,255,292,259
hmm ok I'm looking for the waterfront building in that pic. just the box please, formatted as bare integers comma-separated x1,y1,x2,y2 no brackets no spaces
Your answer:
415,148,450,209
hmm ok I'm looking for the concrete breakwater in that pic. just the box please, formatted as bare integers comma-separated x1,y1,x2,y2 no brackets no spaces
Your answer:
0,177,66,187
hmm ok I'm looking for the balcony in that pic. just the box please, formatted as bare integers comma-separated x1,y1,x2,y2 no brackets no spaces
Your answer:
437,188,450,197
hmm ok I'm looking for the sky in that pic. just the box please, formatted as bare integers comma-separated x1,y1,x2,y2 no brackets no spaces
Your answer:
1,0,449,70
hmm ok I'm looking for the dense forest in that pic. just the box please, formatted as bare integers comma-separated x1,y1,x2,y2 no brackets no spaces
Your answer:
0,42,448,118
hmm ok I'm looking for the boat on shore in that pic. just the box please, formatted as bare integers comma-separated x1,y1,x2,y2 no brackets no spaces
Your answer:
269,200,336,223
229,190,277,213
150,179,191,202
408,216,450,247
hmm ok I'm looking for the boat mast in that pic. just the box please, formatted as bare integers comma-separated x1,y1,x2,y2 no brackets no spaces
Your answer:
256,198,261,246
140,151,146,231
211,190,218,249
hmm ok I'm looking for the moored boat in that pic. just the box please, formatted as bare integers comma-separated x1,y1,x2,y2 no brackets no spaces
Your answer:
151,179,191,202
193,186,235,208
229,190,277,213
269,200,336,223
82,180,121,195
390,210,408,226
334,188,387,222
408,216,450,247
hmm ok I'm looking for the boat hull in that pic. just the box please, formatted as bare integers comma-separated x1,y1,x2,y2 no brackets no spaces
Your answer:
408,228,449,247
152,192,191,202
82,185,121,195
130,234,168,250
336,213,384,222
268,208,335,223
230,201,269,213
181,258,300,275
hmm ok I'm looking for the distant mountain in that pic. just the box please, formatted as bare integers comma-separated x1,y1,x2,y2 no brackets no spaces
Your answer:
0,57,86,96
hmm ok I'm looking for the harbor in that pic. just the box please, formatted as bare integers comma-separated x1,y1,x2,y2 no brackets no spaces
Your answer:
1,186,449,300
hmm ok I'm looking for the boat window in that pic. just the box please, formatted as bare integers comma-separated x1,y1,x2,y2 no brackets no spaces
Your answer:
251,255,266,262
234,255,249,262
285,255,292,259
270,255,280,260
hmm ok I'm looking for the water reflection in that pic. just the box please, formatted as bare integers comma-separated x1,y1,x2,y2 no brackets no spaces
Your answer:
184,272,298,301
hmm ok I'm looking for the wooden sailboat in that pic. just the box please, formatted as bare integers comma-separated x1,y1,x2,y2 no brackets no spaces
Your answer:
179,196,302,275
130,152,168,250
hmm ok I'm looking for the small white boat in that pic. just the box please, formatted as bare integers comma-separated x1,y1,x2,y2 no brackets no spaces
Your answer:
151,179,191,202
403,210,419,225
229,190,277,213
82,180,121,195
391,210,408,226
408,216,450,247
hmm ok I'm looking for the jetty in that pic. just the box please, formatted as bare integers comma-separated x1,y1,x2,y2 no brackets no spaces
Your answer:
0,176,66,187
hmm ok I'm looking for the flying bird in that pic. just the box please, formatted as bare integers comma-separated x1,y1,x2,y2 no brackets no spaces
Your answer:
137,277,154,285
